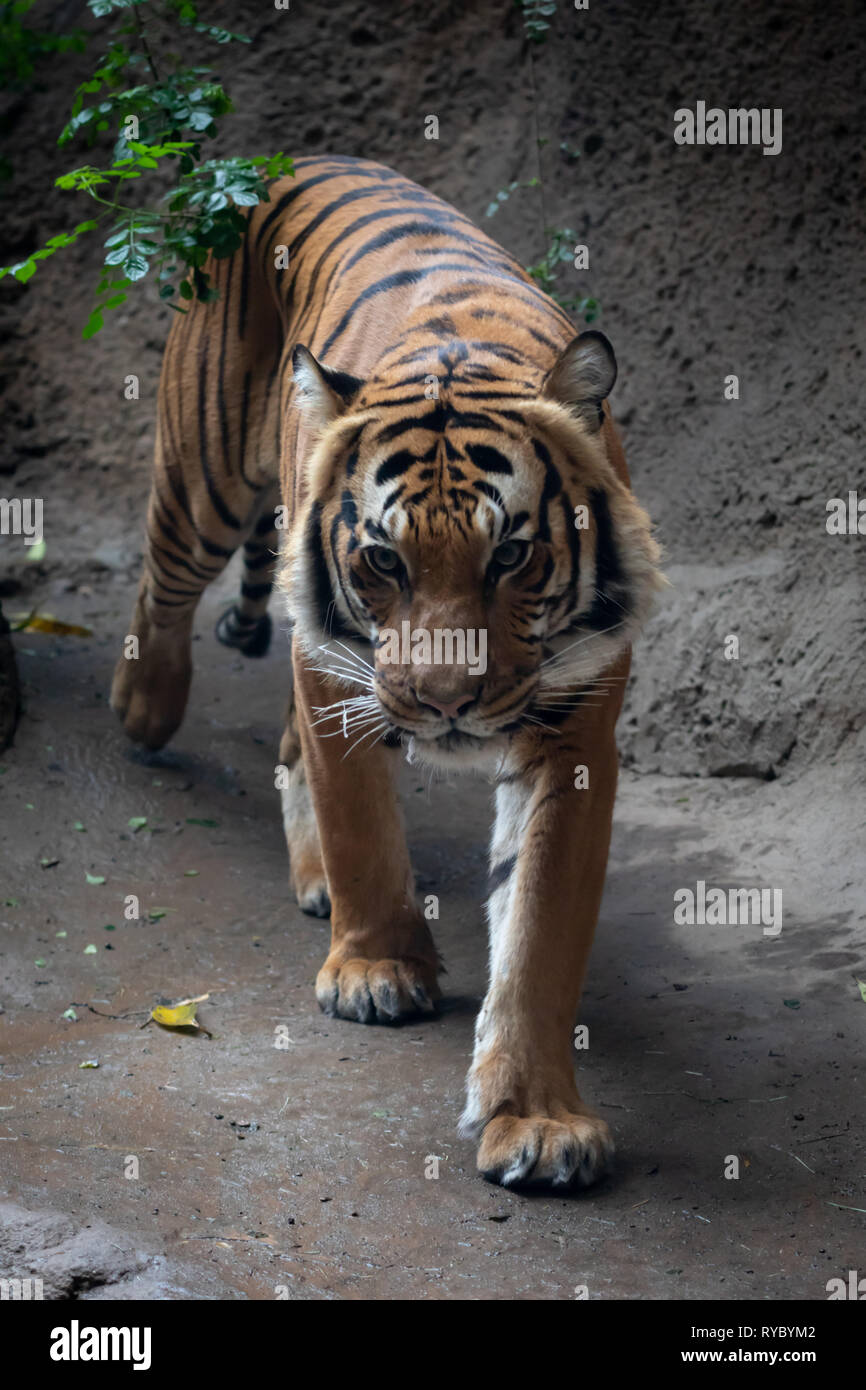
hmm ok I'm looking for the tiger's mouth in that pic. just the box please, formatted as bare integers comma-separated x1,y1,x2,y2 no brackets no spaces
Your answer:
424,727,485,752
385,718,489,750
378,694,527,748
384,714,517,771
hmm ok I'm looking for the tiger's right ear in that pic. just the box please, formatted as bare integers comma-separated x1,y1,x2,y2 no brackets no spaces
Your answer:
292,345,364,428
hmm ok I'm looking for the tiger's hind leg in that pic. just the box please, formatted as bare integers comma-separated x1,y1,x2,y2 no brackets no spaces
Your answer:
215,494,279,658
111,252,282,751
278,690,330,918
111,477,269,751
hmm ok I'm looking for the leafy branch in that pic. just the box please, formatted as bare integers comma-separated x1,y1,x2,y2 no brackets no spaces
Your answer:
526,226,598,321
0,0,293,336
485,154,598,321
518,0,557,44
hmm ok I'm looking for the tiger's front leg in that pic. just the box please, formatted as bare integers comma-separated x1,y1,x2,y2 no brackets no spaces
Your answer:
460,657,628,1189
292,638,440,1023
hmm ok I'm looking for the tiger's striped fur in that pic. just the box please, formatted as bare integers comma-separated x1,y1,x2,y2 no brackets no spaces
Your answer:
112,156,663,1189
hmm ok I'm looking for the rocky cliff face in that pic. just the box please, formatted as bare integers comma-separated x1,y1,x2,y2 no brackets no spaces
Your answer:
1,0,863,785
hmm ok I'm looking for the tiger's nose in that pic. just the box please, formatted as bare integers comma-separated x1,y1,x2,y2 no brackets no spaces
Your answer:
417,692,475,721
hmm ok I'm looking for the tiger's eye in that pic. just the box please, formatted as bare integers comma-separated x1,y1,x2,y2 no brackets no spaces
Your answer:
368,545,400,573
494,539,528,570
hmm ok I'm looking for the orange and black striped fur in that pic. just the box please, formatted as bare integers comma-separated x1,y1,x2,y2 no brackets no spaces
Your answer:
112,156,663,1189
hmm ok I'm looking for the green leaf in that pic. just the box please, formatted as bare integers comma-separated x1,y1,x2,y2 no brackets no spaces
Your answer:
85,872,106,885
123,252,149,281
82,311,104,340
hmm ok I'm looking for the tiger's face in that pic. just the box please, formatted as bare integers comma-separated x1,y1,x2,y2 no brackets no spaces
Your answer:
285,332,663,770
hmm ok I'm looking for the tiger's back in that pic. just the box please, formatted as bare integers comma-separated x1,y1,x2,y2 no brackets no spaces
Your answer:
160,151,628,521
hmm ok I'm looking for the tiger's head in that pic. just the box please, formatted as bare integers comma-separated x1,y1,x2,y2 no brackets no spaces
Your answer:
284,331,663,771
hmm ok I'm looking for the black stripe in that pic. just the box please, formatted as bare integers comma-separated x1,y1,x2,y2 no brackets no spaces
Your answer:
240,581,272,601
534,439,561,543
524,550,554,594
318,263,513,358
583,489,628,630
340,221,480,276
487,855,517,894
306,501,333,634
242,548,275,571
304,503,357,640
152,495,235,561
382,484,406,512
238,214,251,340
376,408,446,443
254,165,400,254
375,450,415,486
148,537,221,584
151,578,203,599
278,184,431,279
330,510,368,628
282,199,468,352
198,333,242,530
217,254,235,479
561,492,581,595
454,388,532,402
465,443,513,475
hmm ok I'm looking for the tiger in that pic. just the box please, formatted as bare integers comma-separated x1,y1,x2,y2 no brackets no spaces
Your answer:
111,154,663,1190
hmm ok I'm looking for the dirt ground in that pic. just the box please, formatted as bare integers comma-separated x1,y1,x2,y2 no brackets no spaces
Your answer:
0,0,864,1300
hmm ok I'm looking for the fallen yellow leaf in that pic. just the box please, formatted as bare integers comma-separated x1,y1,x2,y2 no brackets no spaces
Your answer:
12,612,93,637
151,992,210,1029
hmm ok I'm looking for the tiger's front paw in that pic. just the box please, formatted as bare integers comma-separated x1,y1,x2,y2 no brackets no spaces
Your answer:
475,1109,614,1190
316,953,439,1024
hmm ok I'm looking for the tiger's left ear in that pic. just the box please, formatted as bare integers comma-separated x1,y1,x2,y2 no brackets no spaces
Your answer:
292,344,365,428
543,330,617,430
